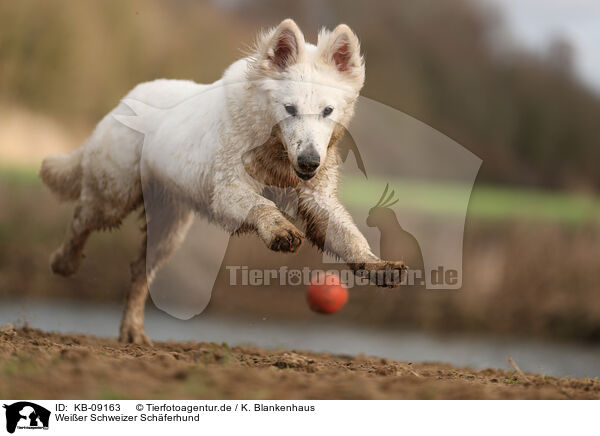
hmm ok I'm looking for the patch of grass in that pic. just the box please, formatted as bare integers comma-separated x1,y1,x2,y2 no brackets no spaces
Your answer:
244,388,271,400
340,175,600,224
97,386,130,400
0,164,40,185
417,387,437,400
182,370,222,398
3,165,600,224
0,361,20,376
1,354,41,376
503,372,520,385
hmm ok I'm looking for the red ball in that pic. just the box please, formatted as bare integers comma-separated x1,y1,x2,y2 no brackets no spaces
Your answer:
307,273,348,314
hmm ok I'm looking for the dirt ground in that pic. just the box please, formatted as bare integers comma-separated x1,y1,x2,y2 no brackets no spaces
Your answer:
1,325,598,400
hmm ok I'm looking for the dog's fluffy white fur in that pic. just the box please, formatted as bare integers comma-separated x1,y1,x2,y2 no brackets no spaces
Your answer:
40,19,405,344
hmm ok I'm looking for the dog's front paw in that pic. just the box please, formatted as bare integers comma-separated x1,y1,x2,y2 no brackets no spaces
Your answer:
350,260,407,288
377,261,408,287
265,223,304,253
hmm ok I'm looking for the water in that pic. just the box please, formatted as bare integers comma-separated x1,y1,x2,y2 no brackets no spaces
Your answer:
2,299,599,379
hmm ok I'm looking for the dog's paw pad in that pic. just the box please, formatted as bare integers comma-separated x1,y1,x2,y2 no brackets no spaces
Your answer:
377,261,407,287
268,227,303,253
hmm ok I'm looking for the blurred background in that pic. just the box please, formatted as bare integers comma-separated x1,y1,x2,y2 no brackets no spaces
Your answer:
1,0,599,375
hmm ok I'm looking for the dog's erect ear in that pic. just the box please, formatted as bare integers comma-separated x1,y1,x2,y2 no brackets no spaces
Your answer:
263,19,305,70
318,24,364,85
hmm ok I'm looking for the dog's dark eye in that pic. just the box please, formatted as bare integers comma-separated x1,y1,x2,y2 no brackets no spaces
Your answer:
284,105,297,116
322,106,334,117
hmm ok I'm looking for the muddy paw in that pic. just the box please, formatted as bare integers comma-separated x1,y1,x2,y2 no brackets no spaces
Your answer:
267,224,304,253
378,261,408,287
50,247,82,277
119,324,153,346
350,260,407,288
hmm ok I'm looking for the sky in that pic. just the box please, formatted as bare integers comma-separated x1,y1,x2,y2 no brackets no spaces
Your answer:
483,0,600,93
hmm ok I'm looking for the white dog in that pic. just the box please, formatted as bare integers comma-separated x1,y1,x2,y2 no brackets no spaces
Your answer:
40,19,405,344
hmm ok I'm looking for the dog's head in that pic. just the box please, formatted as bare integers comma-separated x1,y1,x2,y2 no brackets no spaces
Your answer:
248,19,365,181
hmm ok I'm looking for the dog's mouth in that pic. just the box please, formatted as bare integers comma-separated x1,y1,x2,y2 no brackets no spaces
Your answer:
294,169,316,180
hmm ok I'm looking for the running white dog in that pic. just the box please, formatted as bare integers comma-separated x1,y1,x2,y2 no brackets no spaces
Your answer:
40,19,406,344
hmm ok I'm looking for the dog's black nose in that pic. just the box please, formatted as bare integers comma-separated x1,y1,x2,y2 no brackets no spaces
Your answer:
297,149,320,173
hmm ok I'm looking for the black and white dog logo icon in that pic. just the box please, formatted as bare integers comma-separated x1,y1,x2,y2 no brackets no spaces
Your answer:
3,402,50,434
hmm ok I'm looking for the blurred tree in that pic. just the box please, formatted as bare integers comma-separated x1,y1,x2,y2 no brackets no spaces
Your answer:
0,0,599,191
546,37,575,78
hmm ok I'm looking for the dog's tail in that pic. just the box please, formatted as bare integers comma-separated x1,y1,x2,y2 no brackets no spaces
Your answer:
39,147,84,202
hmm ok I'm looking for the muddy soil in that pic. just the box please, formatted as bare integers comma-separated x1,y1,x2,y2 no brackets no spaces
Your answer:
1,326,598,399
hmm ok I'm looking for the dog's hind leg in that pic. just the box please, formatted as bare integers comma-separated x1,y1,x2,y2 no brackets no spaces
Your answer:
50,202,100,276
119,196,193,345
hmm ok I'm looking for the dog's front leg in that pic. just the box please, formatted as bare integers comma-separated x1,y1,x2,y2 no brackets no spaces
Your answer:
212,183,304,252
299,192,406,287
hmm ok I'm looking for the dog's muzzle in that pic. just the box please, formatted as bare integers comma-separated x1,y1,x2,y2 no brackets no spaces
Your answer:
294,168,316,180
296,148,320,180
